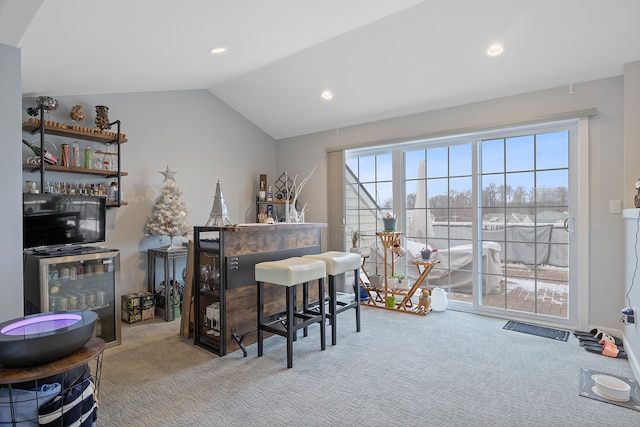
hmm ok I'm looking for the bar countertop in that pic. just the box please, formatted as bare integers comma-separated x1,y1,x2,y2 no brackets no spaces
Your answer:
210,222,327,232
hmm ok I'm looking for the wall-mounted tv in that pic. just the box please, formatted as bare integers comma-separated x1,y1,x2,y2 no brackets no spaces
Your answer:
23,193,106,250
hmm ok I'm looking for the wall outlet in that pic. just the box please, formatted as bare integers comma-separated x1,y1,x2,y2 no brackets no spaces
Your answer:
621,307,635,324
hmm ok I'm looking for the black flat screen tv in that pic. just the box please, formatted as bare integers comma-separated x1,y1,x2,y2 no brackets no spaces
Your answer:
23,193,107,250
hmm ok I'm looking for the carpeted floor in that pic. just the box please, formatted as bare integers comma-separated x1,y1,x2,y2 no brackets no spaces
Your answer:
99,307,637,426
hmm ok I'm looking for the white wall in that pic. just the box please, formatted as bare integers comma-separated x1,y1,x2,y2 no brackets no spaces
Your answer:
0,43,24,321
18,90,277,302
276,76,626,334
623,61,640,378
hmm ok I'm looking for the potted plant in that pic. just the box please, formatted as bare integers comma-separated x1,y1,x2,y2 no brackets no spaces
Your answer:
387,274,398,290
382,213,397,232
365,241,384,289
350,229,361,254
420,247,437,261
395,274,411,291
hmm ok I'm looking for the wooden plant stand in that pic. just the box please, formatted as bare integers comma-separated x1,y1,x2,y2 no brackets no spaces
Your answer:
360,232,438,316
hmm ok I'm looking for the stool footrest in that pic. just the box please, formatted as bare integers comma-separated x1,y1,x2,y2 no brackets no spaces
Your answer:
334,300,358,315
259,312,325,337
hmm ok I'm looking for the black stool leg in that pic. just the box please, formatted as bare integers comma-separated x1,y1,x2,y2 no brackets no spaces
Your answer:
302,281,309,337
319,277,326,351
286,285,295,368
328,274,337,345
354,268,361,332
257,281,264,357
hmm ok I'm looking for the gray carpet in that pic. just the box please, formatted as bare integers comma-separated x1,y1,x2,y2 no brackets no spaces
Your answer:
99,307,638,426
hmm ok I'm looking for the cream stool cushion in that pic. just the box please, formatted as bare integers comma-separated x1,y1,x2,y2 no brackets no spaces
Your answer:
255,257,326,287
303,251,361,276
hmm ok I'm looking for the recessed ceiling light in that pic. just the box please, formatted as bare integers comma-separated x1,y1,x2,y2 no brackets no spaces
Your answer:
321,90,333,100
487,43,504,57
209,47,228,55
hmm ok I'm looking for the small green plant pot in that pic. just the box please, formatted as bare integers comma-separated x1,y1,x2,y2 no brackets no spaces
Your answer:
383,218,397,232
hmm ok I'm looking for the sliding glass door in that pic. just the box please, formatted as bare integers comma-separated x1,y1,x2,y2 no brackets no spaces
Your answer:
346,120,580,327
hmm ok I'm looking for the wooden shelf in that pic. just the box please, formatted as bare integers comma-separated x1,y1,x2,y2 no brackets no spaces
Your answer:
23,121,128,144
23,163,128,177
23,117,128,208
257,199,293,204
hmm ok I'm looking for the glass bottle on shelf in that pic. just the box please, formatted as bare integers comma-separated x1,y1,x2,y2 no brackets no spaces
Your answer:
73,141,81,168
84,145,92,169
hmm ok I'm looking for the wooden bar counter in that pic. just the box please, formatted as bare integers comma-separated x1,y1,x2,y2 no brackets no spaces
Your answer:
193,223,326,356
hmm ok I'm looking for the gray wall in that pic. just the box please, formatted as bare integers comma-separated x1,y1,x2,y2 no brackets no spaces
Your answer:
0,43,24,321
17,90,277,304
276,75,626,335
623,61,640,377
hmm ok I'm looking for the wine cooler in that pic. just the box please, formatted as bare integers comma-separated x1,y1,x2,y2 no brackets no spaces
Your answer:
23,248,121,347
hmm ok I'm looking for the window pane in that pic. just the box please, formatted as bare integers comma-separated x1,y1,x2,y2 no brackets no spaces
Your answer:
359,156,376,182
537,131,568,170
506,135,534,172
506,172,534,206
481,173,504,207
406,180,417,209
346,157,358,175
481,138,504,174
450,144,472,176
427,178,448,201
406,149,424,180
535,170,568,206
377,181,393,208
376,153,393,181
426,147,448,178
450,176,472,209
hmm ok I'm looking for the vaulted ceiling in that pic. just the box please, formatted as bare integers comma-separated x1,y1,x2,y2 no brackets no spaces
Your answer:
2,0,639,139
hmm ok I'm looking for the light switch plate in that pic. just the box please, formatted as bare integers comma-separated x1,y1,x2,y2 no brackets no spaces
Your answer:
609,199,621,214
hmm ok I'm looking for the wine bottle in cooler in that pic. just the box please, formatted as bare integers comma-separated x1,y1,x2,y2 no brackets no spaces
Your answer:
22,139,58,165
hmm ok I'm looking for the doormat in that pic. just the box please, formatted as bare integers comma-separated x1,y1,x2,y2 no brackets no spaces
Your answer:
503,321,569,341
579,368,640,411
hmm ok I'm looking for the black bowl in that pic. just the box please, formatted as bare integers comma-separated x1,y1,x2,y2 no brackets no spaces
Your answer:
0,310,97,367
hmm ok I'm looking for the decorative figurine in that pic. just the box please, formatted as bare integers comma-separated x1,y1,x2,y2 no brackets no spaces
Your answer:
70,104,85,123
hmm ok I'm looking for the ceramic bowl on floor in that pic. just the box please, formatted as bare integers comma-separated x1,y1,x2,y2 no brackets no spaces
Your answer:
593,374,631,401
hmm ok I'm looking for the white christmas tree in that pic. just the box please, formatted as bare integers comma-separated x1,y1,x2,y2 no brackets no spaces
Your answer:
145,166,192,250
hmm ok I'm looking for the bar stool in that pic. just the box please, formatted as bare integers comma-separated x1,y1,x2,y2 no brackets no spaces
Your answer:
255,257,326,368
303,251,361,345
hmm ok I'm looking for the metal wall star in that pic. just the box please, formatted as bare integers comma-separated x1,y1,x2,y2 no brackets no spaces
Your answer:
159,165,177,182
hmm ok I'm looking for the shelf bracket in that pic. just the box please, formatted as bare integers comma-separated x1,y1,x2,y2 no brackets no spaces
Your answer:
108,120,122,207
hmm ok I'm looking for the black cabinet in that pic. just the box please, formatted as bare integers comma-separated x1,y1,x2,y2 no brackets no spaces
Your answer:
193,227,225,355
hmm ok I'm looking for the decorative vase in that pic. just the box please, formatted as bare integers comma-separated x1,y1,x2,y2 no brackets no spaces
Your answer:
95,105,111,130
431,287,448,311
421,250,431,261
